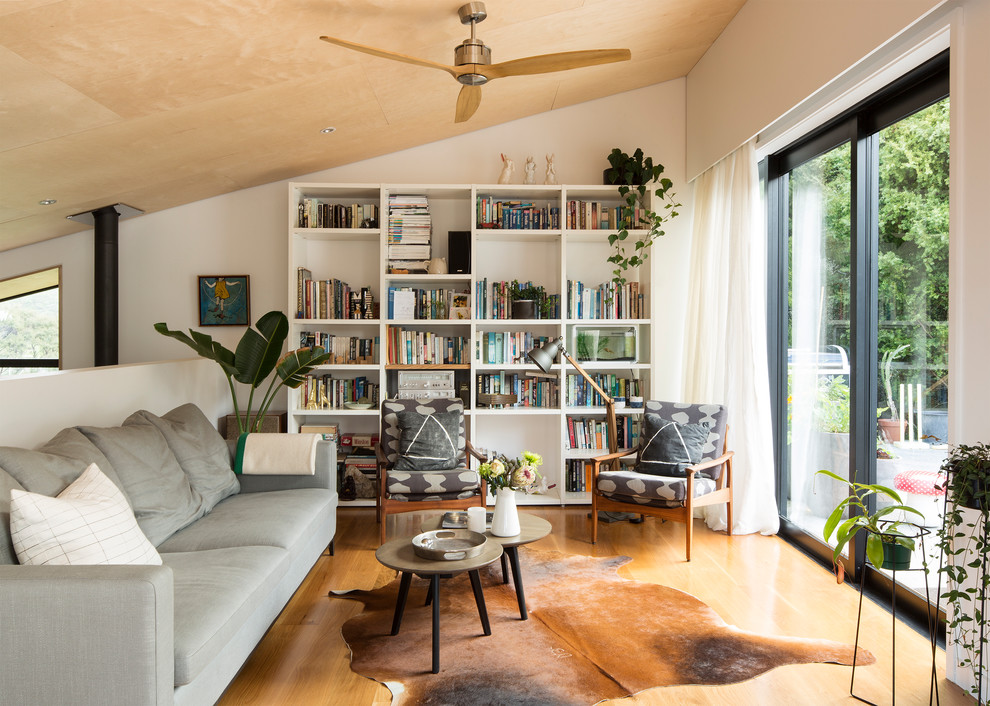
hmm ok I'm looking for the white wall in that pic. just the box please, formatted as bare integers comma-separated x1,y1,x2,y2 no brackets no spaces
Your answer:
1,79,691,395
0,358,228,448
685,0,988,447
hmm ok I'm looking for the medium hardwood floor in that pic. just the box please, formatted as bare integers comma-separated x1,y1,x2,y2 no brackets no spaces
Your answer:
218,507,973,705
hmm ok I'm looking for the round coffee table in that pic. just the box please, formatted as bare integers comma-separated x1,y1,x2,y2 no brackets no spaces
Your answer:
375,536,503,674
421,512,551,620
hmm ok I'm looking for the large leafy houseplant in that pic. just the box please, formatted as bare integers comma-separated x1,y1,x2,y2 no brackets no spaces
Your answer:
155,310,331,433
816,469,923,570
603,148,681,287
937,442,990,704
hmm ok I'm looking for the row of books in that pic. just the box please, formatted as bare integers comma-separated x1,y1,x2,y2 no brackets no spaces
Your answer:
473,279,561,320
564,459,590,492
385,327,468,365
299,332,378,364
566,200,645,230
565,373,642,407
476,197,560,230
387,286,469,320
295,269,376,320
387,194,431,273
299,375,380,410
476,331,555,365
566,415,642,450
475,372,559,408
297,200,378,229
566,279,644,320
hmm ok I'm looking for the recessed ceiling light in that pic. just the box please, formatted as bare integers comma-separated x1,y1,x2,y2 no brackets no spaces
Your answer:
39,199,57,205
320,126,337,134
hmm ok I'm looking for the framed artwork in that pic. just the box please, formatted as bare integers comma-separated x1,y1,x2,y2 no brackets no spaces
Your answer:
198,275,250,326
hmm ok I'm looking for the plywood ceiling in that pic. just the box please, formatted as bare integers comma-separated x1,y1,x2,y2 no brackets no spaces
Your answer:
0,0,746,252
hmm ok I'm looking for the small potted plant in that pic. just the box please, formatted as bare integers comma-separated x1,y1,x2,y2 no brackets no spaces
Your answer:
509,280,551,319
936,442,990,703
816,469,924,572
602,147,681,287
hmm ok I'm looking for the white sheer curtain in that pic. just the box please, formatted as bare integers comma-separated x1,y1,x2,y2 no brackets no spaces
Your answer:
682,139,779,535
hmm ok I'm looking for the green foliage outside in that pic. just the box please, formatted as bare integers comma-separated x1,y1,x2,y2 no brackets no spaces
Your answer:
0,289,59,376
789,98,949,417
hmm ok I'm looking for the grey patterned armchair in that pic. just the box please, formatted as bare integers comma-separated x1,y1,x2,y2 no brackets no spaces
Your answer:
376,398,486,543
590,400,734,561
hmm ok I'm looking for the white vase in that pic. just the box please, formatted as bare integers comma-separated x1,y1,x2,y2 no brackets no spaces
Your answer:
491,487,521,537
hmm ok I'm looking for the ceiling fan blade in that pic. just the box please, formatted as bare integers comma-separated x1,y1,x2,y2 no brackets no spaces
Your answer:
455,85,483,123
482,49,631,79
320,36,458,78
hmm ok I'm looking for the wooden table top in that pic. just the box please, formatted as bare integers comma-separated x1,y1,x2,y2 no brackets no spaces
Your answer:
421,512,552,549
376,534,503,575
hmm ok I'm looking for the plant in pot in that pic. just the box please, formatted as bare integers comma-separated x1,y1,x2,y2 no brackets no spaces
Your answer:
936,442,990,704
508,280,551,319
603,147,681,287
817,469,924,573
878,343,910,442
155,310,332,434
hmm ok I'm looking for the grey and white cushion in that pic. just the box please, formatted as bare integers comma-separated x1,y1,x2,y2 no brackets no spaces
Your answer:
385,469,481,496
381,398,468,468
597,469,717,507
9,463,161,566
636,414,709,477
394,410,461,471
638,401,728,480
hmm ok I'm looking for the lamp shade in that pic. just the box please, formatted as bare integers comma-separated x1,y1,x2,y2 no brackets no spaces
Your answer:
528,337,563,373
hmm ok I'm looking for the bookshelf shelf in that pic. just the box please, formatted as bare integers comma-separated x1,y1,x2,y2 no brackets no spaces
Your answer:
287,182,656,507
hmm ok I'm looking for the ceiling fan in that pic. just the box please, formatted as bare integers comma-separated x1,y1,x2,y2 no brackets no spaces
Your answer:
320,2,632,123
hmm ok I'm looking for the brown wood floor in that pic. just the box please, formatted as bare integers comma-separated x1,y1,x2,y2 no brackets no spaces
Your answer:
218,507,973,705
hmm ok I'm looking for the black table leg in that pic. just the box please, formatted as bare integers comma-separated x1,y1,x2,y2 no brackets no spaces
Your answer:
391,572,412,636
430,575,440,674
505,546,527,620
500,553,509,584
468,569,492,636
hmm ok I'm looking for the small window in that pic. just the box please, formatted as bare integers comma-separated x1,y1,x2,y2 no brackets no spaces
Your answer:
0,266,61,376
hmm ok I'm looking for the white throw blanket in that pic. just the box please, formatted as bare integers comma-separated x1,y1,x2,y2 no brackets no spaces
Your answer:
236,434,319,475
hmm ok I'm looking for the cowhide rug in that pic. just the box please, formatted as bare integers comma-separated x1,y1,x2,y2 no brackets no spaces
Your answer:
335,548,874,705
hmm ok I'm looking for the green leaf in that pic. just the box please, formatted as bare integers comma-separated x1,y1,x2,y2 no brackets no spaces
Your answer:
276,346,333,388
866,532,885,567
233,311,289,388
155,322,237,378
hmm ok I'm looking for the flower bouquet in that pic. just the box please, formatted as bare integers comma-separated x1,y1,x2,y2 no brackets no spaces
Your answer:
478,451,551,495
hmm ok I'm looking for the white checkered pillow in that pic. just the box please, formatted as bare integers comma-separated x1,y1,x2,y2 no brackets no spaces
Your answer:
9,463,161,566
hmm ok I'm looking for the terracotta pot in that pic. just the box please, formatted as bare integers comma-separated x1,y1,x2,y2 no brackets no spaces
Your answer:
877,418,904,443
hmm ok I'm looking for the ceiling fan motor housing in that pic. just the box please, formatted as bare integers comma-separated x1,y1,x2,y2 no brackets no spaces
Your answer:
455,39,491,84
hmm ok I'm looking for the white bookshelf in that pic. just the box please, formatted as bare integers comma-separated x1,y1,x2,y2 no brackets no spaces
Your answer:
287,182,656,506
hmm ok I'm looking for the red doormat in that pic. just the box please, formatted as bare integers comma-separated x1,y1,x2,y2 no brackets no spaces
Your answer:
335,548,873,704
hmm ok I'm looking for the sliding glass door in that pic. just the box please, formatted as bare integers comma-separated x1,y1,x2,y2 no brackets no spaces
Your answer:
768,53,949,608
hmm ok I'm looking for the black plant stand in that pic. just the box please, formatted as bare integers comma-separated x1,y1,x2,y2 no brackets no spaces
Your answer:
850,522,939,706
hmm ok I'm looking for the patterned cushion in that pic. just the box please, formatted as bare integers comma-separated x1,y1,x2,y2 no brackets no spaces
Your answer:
640,401,728,480
381,398,467,467
385,468,480,495
637,414,709,477
9,464,161,566
394,410,461,471
597,469,716,504
388,489,480,503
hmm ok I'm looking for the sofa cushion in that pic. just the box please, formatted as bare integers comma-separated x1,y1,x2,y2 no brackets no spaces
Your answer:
9,463,161,566
0,427,125,498
163,546,289,686
125,404,239,511
0,468,25,565
157,488,332,553
394,410,461,471
77,424,208,546
636,414,709,477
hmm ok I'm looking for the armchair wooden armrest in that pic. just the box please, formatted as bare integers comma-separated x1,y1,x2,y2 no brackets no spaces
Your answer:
685,450,734,474
465,439,487,463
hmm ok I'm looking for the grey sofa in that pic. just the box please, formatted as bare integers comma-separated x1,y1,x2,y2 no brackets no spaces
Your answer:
0,403,337,706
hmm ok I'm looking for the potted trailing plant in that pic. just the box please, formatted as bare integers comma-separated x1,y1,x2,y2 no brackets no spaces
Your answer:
155,310,332,434
816,469,924,572
508,280,551,319
937,442,990,704
602,147,681,287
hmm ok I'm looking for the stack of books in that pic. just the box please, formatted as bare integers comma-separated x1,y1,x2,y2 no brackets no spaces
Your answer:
387,195,431,272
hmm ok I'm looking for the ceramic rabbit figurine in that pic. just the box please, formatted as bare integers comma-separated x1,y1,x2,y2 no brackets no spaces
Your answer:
544,153,557,185
497,153,515,184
